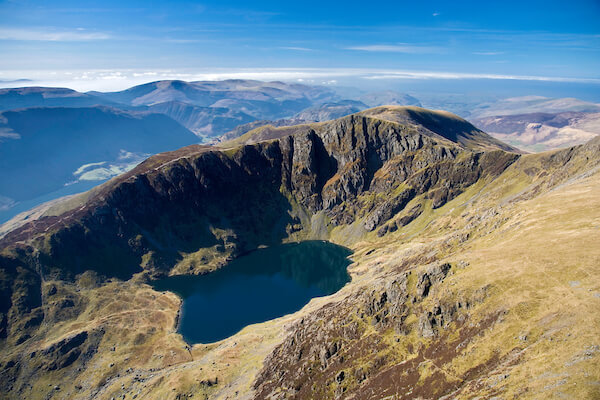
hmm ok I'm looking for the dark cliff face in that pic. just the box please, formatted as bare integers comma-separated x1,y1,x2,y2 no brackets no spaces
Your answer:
0,109,519,352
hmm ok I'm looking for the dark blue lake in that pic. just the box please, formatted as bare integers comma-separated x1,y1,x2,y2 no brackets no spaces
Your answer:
151,241,352,343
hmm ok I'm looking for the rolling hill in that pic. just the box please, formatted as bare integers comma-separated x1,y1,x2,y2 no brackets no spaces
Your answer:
91,79,338,120
146,101,256,137
0,87,117,111
469,96,600,118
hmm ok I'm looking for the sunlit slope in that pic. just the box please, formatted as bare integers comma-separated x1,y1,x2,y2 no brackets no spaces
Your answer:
223,106,518,153
0,111,597,400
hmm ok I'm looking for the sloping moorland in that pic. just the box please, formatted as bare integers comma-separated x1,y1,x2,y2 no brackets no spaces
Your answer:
0,106,598,399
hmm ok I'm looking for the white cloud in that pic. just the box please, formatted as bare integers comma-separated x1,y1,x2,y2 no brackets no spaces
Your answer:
346,44,442,54
0,195,16,211
473,51,504,56
279,46,313,52
0,28,110,41
73,161,106,176
132,72,159,77
0,128,20,140
361,70,600,83
2,68,599,92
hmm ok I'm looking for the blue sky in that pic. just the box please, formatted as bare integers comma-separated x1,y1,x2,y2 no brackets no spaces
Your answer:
0,0,599,91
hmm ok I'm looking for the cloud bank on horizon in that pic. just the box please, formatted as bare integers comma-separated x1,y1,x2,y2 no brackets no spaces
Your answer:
0,0,598,91
1,68,600,93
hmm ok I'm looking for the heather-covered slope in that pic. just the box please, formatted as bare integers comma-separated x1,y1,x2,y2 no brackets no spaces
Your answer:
0,108,598,400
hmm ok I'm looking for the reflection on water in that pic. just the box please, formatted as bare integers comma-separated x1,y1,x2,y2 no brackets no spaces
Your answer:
151,241,352,343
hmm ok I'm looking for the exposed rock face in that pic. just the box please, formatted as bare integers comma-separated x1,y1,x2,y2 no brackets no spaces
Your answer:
249,137,600,400
1,327,104,394
252,262,491,399
0,256,42,344
416,262,451,299
1,110,517,280
37,330,94,371
0,106,530,399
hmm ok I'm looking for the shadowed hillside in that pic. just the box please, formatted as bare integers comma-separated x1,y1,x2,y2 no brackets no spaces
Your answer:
0,107,598,400
0,106,198,205
0,87,117,111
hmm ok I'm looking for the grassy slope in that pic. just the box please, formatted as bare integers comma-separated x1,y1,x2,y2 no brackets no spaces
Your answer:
2,133,597,399
345,151,600,399
446,166,600,398
41,143,595,400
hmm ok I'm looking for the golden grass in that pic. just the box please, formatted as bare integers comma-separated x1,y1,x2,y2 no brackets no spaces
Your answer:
7,141,599,399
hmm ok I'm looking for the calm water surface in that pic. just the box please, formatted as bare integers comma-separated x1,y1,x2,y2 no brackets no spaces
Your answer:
151,241,352,343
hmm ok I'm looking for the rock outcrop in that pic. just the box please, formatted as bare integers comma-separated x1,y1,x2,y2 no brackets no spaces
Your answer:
4,107,598,400
0,108,518,283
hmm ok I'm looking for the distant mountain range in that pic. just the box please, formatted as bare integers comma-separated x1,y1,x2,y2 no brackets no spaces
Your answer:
1,80,599,223
90,79,338,128
358,91,422,108
471,111,600,152
146,101,255,136
219,100,372,142
219,95,423,142
0,87,117,111
0,80,346,222
468,95,600,118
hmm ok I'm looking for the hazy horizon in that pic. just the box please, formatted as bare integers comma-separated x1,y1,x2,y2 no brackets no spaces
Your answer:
2,70,600,105
1,0,599,99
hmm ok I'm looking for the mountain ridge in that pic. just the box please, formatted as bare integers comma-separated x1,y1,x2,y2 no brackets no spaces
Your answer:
1,106,518,273
223,106,519,153
0,106,598,400
0,87,118,111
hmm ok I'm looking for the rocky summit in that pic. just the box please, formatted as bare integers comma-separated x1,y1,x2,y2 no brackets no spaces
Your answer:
0,106,599,399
